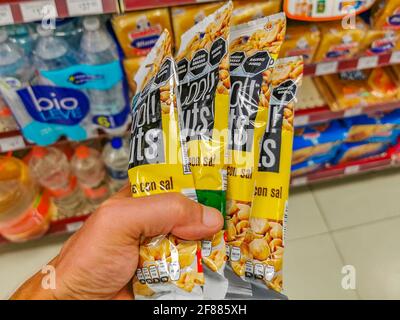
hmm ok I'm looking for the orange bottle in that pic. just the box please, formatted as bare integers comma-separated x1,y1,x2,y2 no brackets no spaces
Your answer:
0,156,54,242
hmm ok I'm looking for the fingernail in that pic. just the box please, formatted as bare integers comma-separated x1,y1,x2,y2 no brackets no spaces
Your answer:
202,206,221,227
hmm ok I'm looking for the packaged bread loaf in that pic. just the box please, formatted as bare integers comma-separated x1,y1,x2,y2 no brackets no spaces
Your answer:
171,2,224,49
225,13,287,278
313,19,367,62
231,0,282,25
333,142,392,164
360,29,400,56
241,56,303,293
175,2,233,299
112,8,172,58
279,23,320,63
293,121,347,165
371,0,400,30
129,30,203,299
319,68,398,111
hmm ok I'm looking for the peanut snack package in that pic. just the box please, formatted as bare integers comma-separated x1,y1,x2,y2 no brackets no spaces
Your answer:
128,30,204,299
243,56,303,294
175,2,232,299
225,13,286,281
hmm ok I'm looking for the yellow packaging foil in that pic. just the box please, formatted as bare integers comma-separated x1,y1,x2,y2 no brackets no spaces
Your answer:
129,30,203,299
175,2,233,299
225,13,287,278
241,56,303,292
112,8,172,58
279,23,320,64
313,19,367,62
360,29,400,56
171,2,224,49
371,0,400,30
232,0,282,25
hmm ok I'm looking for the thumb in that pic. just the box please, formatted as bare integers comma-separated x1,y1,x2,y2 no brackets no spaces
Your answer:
94,188,224,242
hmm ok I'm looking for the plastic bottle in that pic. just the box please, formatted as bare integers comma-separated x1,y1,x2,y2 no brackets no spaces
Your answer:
53,18,83,49
79,17,126,130
4,23,35,56
0,28,34,87
34,25,77,83
0,156,54,242
29,147,87,218
102,137,129,192
71,145,110,206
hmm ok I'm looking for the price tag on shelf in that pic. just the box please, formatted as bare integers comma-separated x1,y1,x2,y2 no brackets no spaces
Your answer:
20,0,57,22
344,165,360,175
390,51,400,64
67,0,103,17
344,107,362,118
315,61,338,76
357,56,379,70
0,136,25,152
294,115,309,127
291,176,308,187
0,5,14,26
66,221,84,232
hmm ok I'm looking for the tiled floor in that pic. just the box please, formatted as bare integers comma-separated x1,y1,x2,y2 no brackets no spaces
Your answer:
1,168,400,300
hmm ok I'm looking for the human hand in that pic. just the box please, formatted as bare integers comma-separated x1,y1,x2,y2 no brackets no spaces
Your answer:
11,186,223,300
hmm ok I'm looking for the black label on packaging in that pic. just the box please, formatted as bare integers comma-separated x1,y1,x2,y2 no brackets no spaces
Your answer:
129,59,173,168
229,51,272,152
177,38,227,142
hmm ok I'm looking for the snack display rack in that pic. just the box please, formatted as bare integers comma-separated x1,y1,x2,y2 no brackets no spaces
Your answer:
303,51,400,77
1,0,400,247
291,141,400,187
0,0,120,24
294,100,400,127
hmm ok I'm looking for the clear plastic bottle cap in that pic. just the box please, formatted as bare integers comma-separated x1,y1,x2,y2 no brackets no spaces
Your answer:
111,137,123,149
75,145,90,159
36,25,54,37
83,17,100,31
0,29,8,43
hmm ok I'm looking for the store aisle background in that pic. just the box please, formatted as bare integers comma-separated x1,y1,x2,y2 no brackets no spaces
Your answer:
1,169,400,300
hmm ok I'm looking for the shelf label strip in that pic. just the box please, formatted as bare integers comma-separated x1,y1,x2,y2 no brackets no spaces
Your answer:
315,61,338,76
0,136,25,152
357,56,379,70
67,0,104,16
20,0,58,22
0,4,14,26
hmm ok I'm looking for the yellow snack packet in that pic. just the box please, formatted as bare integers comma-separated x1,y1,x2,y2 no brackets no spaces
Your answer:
171,2,225,49
175,2,233,299
232,0,282,25
112,8,172,58
225,13,286,277
128,30,203,299
243,56,303,293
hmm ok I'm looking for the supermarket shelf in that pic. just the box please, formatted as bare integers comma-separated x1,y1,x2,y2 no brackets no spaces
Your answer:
0,214,90,245
304,51,400,77
294,100,400,127
121,0,218,11
291,144,400,187
0,0,119,25
0,129,107,153
0,130,28,153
